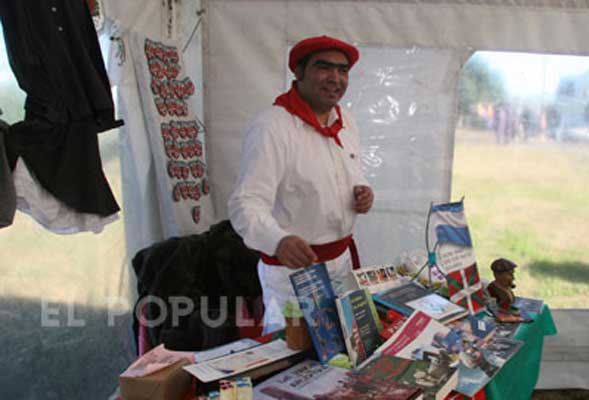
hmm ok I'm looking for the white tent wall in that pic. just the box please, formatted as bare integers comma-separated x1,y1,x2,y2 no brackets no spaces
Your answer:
202,0,589,390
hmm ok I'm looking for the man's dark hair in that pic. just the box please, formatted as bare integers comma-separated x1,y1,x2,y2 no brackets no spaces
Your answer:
295,54,312,80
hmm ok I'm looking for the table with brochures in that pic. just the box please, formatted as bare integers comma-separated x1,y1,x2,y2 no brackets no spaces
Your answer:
252,306,556,400
485,305,557,400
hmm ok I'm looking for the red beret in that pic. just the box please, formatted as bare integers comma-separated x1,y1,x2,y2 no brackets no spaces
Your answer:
288,35,359,73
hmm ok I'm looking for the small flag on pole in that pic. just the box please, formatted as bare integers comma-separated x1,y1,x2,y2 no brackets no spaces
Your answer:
430,200,484,314
430,201,472,247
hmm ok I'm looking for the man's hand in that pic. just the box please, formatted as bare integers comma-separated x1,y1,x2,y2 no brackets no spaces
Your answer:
353,185,374,213
275,235,318,269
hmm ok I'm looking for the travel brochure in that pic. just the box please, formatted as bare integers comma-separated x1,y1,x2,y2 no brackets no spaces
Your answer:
183,339,301,383
289,263,346,364
335,288,383,367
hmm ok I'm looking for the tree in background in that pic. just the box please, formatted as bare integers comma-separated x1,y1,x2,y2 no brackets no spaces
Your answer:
458,54,507,129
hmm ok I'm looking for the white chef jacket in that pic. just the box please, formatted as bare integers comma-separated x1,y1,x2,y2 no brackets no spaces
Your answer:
228,104,369,333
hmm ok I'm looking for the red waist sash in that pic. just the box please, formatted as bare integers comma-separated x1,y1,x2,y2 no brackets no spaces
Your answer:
260,234,361,270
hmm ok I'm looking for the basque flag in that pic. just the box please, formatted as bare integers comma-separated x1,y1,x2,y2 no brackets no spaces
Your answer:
447,264,485,314
430,200,472,247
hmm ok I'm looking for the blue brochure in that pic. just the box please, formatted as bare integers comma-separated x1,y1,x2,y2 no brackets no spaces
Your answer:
289,263,345,364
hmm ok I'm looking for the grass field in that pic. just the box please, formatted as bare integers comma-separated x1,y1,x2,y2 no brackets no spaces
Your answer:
0,130,130,307
452,128,589,308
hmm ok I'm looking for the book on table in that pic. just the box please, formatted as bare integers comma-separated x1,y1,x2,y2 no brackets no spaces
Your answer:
513,296,544,315
492,320,520,339
466,315,495,341
289,263,346,364
373,281,468,324
447,315,496,342
356,354,454,400
454,332,523,397
254,358,424,400
366,309,524,397
335,288,383,367
363,310,455,366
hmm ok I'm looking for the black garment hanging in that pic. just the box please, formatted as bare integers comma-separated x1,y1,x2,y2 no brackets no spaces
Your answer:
0,0,123,216
131,220,263,351
0,114,16,228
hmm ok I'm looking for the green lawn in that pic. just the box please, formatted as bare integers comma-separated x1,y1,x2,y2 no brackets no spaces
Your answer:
0,130,129,308
452,128,589,308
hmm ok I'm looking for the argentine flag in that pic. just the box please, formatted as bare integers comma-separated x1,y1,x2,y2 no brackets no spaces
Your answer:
430,201,472,248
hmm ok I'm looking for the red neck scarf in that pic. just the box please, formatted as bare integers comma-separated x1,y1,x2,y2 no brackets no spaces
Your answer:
273,82,344,147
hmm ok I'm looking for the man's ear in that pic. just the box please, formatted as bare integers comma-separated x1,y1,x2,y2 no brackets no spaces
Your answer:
294,65,304,81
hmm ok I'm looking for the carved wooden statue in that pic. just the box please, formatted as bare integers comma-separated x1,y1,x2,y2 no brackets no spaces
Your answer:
487,258,517,310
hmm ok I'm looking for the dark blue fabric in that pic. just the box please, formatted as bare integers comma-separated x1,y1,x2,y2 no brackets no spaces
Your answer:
435,225,473,247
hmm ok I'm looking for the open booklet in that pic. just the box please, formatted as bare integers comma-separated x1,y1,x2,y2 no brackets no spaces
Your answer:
183,339,302,383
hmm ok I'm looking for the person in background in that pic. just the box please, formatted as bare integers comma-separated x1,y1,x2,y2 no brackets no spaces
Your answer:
228,35,374,333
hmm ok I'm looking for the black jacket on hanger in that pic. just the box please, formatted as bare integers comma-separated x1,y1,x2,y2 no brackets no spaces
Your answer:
0,0,123,216
131,220,263,351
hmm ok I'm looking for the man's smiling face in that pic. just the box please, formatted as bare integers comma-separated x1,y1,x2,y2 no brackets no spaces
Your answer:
295,50,350,115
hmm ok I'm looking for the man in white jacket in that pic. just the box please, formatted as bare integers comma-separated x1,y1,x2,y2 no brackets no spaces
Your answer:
228,35,373,333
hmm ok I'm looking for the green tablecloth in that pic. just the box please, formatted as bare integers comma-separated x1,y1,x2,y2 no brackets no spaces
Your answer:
485,305,557,400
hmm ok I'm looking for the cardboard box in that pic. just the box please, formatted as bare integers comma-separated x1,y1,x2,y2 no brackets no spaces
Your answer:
120,359,192,400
